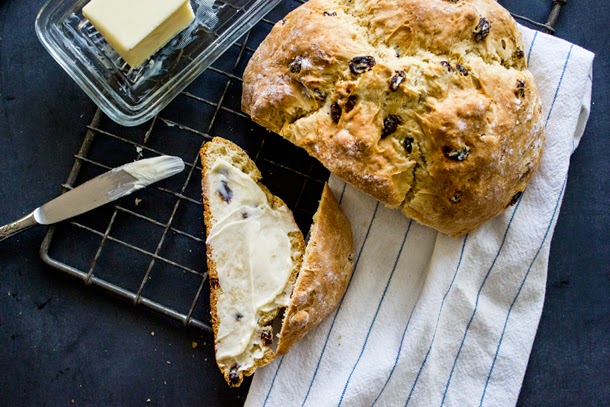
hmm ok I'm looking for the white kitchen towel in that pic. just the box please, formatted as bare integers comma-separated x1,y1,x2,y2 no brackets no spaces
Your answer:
246,26,594,407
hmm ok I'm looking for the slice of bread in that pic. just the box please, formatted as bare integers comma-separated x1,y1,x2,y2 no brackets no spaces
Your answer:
200,137,354,387
200,138,305,387
276,183,354,355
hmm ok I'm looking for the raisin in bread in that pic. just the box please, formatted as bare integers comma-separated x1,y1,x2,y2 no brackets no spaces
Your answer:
242,0,545,237
200,138,354,386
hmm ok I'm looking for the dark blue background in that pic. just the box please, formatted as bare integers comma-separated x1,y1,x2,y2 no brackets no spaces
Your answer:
0,1,608,405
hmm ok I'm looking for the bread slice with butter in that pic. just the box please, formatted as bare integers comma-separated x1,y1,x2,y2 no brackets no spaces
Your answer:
200,138,354,387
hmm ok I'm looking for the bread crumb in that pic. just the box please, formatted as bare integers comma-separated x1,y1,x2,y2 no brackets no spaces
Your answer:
146,399,151,403
135,198,142,206
70,400,75,404
191,341,198,349
151,331,155,336
166,360,171,365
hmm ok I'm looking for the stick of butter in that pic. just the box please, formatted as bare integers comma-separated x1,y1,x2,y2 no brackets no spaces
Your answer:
82,0,195,68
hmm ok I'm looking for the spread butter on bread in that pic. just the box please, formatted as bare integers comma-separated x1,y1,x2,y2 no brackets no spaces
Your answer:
200,138,354,386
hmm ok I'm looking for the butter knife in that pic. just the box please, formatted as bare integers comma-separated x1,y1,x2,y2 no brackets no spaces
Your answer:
0,156,185,242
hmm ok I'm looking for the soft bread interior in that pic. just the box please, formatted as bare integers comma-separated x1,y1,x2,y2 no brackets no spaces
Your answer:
201,138,305,387
201,138,354,387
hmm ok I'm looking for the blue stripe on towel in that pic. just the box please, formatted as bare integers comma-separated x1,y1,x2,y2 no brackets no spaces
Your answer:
339,182,348,204
372,262,430,407
262,356,284,407
372,235,468,406
479,173,568,407
337,220,414,406
545,45,574,127
404,235,469,406
439,197,524,406
527,31,539,64
301,202,381,407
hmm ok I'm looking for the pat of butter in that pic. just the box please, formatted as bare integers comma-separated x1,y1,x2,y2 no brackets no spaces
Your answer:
82,0,195,67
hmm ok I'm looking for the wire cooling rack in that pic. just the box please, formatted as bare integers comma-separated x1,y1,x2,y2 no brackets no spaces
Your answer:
40,0,566,334
509,0,566,34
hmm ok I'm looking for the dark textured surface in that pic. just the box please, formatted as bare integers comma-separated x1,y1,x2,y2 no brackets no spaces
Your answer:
0,1,608,406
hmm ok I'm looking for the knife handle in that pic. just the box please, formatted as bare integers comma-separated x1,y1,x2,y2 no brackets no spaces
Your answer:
0,212,39,242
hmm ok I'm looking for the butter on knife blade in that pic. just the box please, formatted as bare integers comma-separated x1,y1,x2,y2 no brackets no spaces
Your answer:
107,155,186,201
0,156,185,242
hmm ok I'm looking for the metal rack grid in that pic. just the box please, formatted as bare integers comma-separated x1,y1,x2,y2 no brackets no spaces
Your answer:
39,0,566,335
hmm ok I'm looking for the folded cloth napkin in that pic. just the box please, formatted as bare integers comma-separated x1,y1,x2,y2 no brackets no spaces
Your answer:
246,26,594,407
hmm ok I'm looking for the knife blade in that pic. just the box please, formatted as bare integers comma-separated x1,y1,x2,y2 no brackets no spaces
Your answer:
0,156,185,242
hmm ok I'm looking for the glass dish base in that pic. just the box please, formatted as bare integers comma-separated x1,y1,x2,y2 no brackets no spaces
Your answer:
36,0,280,126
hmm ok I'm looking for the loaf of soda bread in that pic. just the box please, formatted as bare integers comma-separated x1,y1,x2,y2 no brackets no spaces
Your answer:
242,0,545,236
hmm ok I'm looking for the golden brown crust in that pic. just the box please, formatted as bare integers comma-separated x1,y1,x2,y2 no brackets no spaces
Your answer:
276,184,355,355
242,0,545,236
200,137,305,387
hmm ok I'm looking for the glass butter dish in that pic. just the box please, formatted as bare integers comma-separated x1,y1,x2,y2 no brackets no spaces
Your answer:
36,0,280,126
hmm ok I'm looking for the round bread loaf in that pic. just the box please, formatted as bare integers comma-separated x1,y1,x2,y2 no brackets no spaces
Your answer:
242,0,545,236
